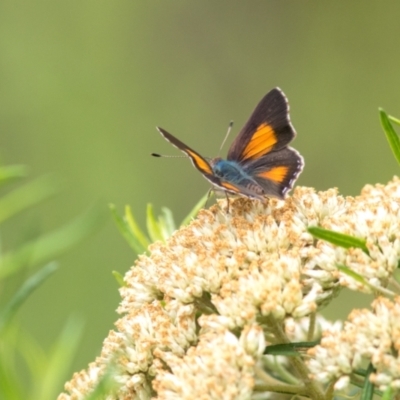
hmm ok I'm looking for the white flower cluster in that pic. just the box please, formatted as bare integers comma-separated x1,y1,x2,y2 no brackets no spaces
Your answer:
152,316,265,399
58,178,400,399
308,296,400,392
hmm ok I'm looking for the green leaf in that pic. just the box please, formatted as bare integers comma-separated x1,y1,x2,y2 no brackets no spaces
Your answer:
359,363,375,400
0,175,59,225
337,265,371,287
351,369,382,396
158,207,176,240
112,270,125,287
389,115,400,126
0,262,58,334
124,205,150,249
109,204,148,254
0,165,27,188
354,368,368,377
146,204,163,242
379,108,400,166
181,192,208,226
0,323,28,400
264,341,319,356
0,205,104,279
32,315,85,400
338,265,396,297
308,226,369,254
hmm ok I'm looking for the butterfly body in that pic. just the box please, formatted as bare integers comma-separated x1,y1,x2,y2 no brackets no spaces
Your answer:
155,88,304,201
209,158,265,199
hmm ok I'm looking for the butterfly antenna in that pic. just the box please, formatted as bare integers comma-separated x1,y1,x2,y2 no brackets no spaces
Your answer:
151,153,188,158
218,120,234,156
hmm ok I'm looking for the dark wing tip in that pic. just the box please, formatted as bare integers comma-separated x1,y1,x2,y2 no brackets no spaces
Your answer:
273,86,284,95
267,87,289,108
156,127,173,141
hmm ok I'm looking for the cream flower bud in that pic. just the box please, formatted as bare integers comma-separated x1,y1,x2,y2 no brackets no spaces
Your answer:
59,178,400,399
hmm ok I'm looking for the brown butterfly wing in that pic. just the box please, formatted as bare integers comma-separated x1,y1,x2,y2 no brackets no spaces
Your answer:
227,88,296,163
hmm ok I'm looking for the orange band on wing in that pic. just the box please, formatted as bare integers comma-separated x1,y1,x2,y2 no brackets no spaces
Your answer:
257,166,289,183
242,123,277,160
186,149,213,175
221,182,240,193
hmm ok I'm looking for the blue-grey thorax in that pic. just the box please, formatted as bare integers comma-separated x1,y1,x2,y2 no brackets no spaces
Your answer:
210,158,253,185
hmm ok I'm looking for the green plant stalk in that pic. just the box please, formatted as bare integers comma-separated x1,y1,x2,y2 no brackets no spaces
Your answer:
259,358,299,385
265,316,326,400
253,382,309,396
307,312,316,342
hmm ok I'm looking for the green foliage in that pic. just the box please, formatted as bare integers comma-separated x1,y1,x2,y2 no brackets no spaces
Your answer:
0,164,104,400
380,109,400,166
0,262,58,333
359,364,375,400
180,193,209,226
111,192,208,256
264,341,320,357
307,226,369,254
301,110,400,398
382,386,394,400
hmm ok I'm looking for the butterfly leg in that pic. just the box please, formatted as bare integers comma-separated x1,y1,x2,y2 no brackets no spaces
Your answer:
224,191,230,213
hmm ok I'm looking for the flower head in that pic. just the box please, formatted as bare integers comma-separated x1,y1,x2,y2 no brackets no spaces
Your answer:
308,296,400,392
59,178,400,399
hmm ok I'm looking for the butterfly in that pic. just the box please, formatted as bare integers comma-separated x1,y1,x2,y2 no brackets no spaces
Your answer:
154,88,304,202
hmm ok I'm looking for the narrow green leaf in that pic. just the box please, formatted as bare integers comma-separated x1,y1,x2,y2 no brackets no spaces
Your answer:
0,175,59,225
359,363,375,400
181,192,208,226
339,265,396,297
124,205,150,249
0,262,58,334
379,108,400,166
308,226,369,254
0,165,27,187
159,207,176,240
354,368,368,377
351,371,382,396
109,204,147,254
112,270,125,287
264,341,319,356
0,322,27,399
32,316,85,400
146,204,163,242
337,265,371,286
0,205,104,279
389,115,400,126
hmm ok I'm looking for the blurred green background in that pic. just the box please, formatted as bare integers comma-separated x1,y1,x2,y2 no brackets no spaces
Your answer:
1,1,399,390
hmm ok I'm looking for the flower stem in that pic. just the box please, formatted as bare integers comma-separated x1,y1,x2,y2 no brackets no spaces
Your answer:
254,382,309,396
307,312,316,341
265,316,326,400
